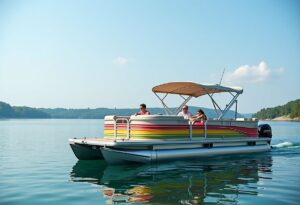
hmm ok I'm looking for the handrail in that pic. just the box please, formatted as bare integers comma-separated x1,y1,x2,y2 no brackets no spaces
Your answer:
113,117,130,141
112,116,206,141
189,121,193,140
204,120,207,139
189,120,208,140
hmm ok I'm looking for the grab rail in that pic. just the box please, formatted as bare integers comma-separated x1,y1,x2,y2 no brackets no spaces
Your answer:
113,117,131,141
189,120,208,140
189,121,193,140
204,120,207,139
112,116,206,141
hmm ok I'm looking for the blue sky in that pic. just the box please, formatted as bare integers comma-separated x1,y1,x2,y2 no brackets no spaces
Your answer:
0,0,299,113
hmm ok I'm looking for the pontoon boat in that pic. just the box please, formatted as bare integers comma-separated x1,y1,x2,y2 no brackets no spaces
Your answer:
69,82,272,164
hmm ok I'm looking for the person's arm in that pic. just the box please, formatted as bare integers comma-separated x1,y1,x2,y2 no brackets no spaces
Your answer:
190,115,198,124
191,115,202,124
195,115,202,120
198,114,205,121
191,115,197,118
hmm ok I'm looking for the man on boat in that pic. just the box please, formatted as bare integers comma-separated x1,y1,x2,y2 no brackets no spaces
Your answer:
136,103,151,115
177,105,192,119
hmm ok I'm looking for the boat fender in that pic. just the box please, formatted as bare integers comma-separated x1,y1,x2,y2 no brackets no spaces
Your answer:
258,124,272,138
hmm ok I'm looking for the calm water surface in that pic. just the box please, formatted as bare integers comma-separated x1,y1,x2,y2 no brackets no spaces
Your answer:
0,119,299,205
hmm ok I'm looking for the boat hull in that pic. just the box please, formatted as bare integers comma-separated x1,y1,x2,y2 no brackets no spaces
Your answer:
69,141,103,160
69,137,271,164
101,144,271,164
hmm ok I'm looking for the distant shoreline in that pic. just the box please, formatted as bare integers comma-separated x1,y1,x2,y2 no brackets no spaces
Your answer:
0,117,105,120
262,120,300,122
260,115,300,122
1,117,300,122
0,101,244,119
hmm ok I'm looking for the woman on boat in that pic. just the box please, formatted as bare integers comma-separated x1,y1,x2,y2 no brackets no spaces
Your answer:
191,109,207,124
135,103,151,115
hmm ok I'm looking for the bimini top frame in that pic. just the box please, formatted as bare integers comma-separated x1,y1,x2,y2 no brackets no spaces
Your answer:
152,82,243,119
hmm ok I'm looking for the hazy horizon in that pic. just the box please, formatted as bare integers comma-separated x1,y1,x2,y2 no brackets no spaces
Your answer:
1,0,299,113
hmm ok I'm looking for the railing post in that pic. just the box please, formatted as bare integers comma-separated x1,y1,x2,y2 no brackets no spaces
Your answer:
114,119,117,141
127,119,131,140
189,121,193,140
204,120,207,139
114,116,131,141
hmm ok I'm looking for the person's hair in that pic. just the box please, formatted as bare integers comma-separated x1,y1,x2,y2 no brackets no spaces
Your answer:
182,105,188,109
140,103,146,108
197,109,204,114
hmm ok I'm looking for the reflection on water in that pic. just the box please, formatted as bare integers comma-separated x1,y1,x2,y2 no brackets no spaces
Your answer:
70,154,273,204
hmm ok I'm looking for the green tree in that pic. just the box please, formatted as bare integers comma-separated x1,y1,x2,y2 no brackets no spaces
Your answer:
253,99,300,119
0,102,16,118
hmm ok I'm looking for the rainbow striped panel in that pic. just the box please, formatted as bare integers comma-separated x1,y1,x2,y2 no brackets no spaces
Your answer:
103,123,257,139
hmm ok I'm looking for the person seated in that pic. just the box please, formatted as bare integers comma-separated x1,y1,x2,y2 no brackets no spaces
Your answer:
191,109,207,124
135,103,150,115
177,105,192,119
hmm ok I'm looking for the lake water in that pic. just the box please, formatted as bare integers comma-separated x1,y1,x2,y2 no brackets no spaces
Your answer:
0,119,299,205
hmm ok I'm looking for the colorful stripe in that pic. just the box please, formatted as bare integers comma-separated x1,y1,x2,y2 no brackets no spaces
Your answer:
103,123,257,139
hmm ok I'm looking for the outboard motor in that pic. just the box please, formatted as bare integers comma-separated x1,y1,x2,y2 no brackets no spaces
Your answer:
258,124,272,138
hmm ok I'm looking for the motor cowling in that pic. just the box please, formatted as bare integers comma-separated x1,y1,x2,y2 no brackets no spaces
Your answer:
258,124,272,138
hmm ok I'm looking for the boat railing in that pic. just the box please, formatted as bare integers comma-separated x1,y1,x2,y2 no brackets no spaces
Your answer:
189,120,208,140
204,120,207,139
112,115,208,141
189,121,193,139
113,117,131,141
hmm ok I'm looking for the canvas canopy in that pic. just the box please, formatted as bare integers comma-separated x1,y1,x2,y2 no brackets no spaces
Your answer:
152,82,243,97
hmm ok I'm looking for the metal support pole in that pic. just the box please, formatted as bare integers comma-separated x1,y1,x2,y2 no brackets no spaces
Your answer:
189,121,193,140
175,96,192,115
154,92,192,115
204,120,207,139
211,101,219,117
114,117,130,141
235,100,238,119
154,92,172,115
114,120,117,141
127,119,131,140
218,93,240,119
206,91,223,117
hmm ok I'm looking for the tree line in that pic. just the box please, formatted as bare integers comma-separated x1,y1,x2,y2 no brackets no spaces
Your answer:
253,99,300,119
0,101,243,119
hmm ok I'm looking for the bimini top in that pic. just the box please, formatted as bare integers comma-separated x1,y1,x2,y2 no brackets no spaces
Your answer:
152,82,243,97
